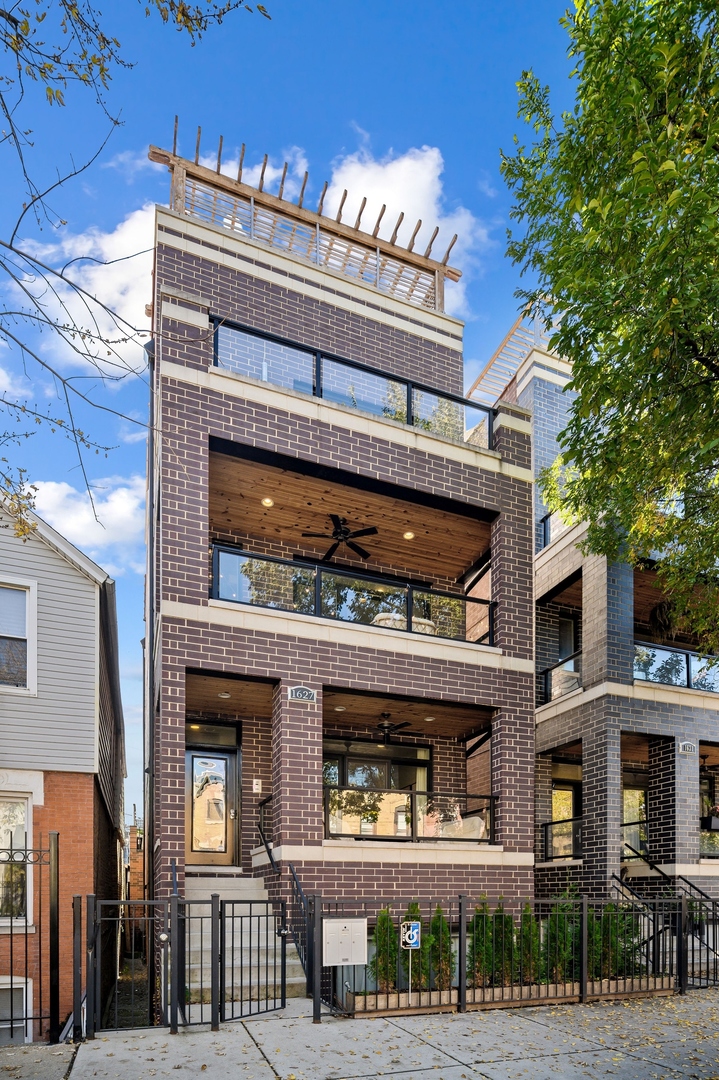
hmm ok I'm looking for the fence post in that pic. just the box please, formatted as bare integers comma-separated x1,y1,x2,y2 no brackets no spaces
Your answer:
280,900,287,1010
219,900,226,1023
72,896,83,1042
312,894,322,1024
170,894,179,1034
678,895,689,995
458,895,467,1013
211,894,220,1032
579,897,588,1003
85,896,96,1039
48,832,60,1043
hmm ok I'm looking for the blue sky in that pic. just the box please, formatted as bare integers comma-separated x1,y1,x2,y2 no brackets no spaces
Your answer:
1,0,575,816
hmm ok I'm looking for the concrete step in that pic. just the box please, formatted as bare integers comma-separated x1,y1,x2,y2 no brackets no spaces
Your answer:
184,872,269,903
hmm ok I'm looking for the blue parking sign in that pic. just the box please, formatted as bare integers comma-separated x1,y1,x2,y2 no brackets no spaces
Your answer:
401,920,421,949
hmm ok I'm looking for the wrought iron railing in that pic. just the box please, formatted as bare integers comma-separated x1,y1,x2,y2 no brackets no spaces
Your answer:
541,816,582,861
213,546,494,646
258,795,279,875
634,641,719,693
213,320,493,450
323,788,495,843
622,820,649,861
539,650,582,703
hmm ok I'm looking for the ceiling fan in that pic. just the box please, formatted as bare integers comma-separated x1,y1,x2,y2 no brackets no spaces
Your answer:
302,514,378,562
376,713,418,745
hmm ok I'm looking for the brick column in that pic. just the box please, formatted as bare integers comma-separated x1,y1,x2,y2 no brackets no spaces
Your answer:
582,557,634,688
648,736,699,865
271,679,324,848
582,721,622,898
491,702,534,852
535,754,553,860
155,651,186,899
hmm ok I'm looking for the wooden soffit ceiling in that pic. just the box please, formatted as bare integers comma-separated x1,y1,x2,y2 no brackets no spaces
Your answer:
323,688,492,740
209,452,491,582
186,672,274,717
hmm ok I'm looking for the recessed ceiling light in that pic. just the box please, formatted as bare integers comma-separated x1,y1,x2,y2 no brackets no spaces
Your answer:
334,705,346,712
261,497,274,508
423,716,435,723
403,531,415,540
218,691,232,699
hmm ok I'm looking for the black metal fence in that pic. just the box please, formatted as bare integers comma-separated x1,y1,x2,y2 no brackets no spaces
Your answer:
307,894,682,1019
0,832,59,1045
84,895,287,1034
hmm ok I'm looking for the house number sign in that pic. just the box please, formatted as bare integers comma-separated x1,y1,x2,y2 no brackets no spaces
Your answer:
288,685,316,703
679,741,697,755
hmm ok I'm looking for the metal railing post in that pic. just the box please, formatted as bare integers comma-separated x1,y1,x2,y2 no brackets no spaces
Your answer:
458,895,467,1012
72,895,83,1042
85,895,96,1039
220,900,227,1022
280,900,288,1009
312,894,322,1024
170,894,179,1033
406,383,414,427
49,832,60,1043
579,897,588,1002
679,895,689,994
211,894,220,1031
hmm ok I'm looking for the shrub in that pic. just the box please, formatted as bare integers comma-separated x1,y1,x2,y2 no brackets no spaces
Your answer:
429,904,455,990
369,907,398,993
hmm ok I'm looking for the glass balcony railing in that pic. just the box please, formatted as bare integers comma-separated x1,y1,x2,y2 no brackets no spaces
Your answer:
214,322,492,449
541,817,582,861
634,642,719,693
214,547,494,645
323,788,495,843
622,819,648,861
539,651,582,704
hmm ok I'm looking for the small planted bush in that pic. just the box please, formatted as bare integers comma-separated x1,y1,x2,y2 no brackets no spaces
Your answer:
429,904,455,990
369,907,399,993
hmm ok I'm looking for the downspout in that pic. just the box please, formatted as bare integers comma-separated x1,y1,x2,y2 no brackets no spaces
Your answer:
144,336,156,900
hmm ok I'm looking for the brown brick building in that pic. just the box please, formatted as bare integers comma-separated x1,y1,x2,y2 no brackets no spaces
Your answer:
144,146,536,910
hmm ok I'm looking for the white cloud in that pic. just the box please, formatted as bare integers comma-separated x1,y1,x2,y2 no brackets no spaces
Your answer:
200,145,310,202
102,150,165,182
17,205,155,381
321,145,490,317
33,474,145,575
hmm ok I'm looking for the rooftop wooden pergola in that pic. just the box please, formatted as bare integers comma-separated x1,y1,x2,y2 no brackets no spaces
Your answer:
149,125,462,314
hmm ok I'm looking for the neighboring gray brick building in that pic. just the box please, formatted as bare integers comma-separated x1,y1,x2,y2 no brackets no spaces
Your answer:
470,325,719,900
144,144,536,909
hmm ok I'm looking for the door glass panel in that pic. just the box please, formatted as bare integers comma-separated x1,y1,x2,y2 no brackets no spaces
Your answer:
552,788,574,822
191,756,227,853
623,787,646,823
347,759,388,789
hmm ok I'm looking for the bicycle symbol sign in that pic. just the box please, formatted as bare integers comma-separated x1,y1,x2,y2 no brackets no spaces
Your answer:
400,921,421,949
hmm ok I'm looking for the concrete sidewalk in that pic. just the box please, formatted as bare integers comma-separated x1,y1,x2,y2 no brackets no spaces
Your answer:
61,989,719,1080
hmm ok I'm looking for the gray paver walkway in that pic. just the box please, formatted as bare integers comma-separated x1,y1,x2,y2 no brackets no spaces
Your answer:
0,1042,76,1080
67,989,719,1080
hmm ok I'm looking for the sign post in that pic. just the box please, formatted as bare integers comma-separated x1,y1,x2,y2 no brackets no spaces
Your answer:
400,920,421,1006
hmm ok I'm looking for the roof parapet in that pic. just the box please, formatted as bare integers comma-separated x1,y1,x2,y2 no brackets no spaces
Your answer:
149,127,462,314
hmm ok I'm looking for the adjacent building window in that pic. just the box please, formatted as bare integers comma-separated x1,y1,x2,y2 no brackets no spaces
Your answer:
0,797,28,919
0,587,28,688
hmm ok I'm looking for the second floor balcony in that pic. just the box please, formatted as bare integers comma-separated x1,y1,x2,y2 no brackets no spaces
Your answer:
634,641,719,694
213,546,494,646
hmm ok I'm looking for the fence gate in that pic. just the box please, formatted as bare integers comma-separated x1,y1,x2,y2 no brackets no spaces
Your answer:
0,832,59,1045
87,896,287,1032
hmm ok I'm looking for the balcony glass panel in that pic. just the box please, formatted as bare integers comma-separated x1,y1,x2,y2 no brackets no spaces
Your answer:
543,817,582,861
412,590,484,642
622,819,648,860
320,573,407,626
216,325,314,394
546,656,582,700
415,794,492,841
634,643,688,686
412,388,469,445
691,655,719,692
700,830,719,857
217,550,315,613
326,789,412,839
322,358,406,423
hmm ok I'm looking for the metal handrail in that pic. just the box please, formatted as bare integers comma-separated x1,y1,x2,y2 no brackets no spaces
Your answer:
258,795,279,876
213,545,495,646
538,650,582,704
323,787,495,844
212,317,494,448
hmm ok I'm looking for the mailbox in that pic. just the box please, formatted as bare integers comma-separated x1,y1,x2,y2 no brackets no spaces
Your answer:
323,917,367,966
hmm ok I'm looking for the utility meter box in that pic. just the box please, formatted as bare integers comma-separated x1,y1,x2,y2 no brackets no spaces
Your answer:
323,918,368,966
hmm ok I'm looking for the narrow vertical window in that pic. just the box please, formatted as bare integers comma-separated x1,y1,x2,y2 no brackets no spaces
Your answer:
0,588,27,688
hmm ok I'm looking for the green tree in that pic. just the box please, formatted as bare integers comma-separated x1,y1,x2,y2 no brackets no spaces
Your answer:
517,902,540,984
369,907,399,993
429,904,455,990
501,0,719,652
